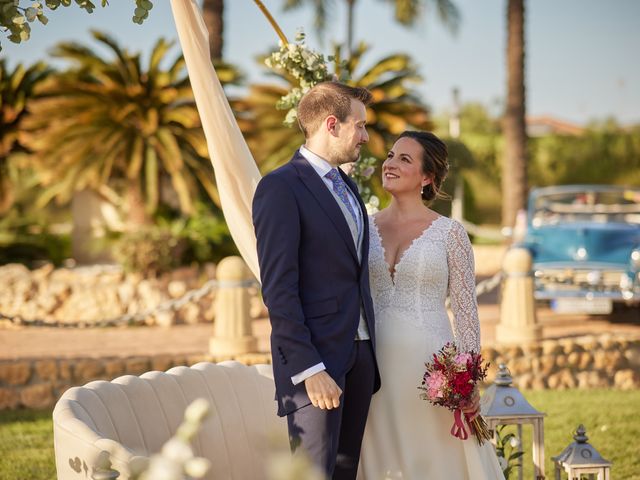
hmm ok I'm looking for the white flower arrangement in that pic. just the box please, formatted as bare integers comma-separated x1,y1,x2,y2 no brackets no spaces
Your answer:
265,30,342,128
91,397,324,480
265,30,379,208
132,398,213,480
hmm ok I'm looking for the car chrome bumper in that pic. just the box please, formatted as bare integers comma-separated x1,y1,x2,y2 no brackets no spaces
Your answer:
534,289,640,302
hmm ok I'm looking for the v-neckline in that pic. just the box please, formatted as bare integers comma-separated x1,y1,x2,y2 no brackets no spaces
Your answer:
372,215,445,285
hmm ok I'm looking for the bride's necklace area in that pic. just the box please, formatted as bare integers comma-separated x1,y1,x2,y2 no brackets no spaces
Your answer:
372,214,443,284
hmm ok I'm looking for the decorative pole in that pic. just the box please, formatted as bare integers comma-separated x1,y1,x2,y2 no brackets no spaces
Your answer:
450,87,464,223
252,0,289,45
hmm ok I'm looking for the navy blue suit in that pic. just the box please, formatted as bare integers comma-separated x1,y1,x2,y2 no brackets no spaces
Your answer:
252,150,380,478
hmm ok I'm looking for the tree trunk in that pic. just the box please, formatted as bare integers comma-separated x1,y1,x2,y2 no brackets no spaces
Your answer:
346,0,356,57
202,0,224,61
502,0,528,228
127,178,149,226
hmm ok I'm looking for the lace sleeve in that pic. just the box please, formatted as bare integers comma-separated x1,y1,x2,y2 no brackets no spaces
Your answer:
446,220,481,353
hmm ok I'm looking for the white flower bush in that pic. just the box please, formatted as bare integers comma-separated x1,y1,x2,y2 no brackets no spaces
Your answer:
265,30,380,207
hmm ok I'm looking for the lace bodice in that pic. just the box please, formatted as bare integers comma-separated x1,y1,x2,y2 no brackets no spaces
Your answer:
368,215,480,353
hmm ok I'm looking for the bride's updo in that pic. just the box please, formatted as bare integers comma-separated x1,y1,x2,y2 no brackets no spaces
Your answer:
398,130,449,202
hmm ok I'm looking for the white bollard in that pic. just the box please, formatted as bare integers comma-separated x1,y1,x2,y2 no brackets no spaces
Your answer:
209,256,257,357
496,248,542,344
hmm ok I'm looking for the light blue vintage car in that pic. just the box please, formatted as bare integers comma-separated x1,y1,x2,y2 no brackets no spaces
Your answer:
521,185,640,314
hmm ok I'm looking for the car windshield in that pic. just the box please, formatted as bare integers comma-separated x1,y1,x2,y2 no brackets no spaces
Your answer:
531,189,640,227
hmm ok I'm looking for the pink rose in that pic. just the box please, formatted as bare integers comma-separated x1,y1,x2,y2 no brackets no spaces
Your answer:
425,371,447,399
455,352,472,366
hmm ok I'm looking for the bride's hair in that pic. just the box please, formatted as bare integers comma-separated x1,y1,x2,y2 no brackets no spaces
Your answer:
398,131,449,203
297,82,372,137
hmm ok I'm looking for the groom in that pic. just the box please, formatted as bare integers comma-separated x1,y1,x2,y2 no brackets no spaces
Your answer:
252,82,380,479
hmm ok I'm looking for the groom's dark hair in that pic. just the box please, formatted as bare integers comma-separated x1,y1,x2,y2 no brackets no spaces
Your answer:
297,82,372,137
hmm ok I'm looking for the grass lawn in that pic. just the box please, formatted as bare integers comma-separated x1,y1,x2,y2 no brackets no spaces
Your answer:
506,389,640,479
1,389,639,479
0,409,55,480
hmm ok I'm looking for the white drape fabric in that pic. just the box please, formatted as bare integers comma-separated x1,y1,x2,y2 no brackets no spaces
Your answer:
170,0,262,279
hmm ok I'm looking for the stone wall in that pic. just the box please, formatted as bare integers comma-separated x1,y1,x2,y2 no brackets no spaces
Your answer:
0,263,265,327
0,352,271,410
482,334,640,390
1,334,638,411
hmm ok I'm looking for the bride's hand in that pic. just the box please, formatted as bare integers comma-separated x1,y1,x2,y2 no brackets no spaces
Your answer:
461,388,480,420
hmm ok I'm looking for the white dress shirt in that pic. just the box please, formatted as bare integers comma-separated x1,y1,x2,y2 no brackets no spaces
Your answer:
290,146,364,385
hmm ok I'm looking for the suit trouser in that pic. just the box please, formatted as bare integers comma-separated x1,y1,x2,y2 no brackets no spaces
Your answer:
286,340,376,480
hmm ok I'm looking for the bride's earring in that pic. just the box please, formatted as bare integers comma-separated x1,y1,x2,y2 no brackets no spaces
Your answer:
421,185,424,195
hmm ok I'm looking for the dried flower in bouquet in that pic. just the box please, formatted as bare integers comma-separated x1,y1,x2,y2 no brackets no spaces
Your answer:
419,342,492,445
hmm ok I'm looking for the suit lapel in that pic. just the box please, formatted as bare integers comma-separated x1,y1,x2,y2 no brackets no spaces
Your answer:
291,152,359,263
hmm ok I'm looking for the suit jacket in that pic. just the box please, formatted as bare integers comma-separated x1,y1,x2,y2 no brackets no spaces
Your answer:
252,150,381,416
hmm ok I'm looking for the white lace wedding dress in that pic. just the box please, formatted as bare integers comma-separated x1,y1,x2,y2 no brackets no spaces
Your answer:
358,216,504,480
169,3,504,478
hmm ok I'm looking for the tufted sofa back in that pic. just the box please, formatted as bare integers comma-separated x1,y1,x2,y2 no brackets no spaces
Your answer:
53,361,287,480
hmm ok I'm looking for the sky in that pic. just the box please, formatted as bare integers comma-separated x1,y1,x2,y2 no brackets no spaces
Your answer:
3,0,639,126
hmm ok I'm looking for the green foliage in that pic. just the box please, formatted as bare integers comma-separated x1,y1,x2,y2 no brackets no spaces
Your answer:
379,0,461,33
0,216,71,265
110,205,236,274
529,125,640,187
0,0,154,51
341,43,431,158
21,31,217,219
0,59,50,213
350,155,379,206
493,424,524,479
0,162,72,266
264,30,344,126
435,103,640,224
281,0,461,37
245,40,430,177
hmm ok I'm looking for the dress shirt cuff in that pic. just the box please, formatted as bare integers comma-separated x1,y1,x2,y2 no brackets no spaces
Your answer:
291,363,326,385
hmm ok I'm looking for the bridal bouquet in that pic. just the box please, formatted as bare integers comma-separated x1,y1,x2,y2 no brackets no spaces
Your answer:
419,342,492,445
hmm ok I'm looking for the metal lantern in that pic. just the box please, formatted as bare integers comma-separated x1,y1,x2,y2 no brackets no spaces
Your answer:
480,364,546,480
553,425,611,480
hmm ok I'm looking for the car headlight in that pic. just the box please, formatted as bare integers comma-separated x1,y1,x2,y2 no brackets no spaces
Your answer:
631,249,640,269
586,270,602,285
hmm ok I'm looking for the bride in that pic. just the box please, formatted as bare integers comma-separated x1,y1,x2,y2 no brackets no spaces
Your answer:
357,130,504,479
169,1,504,478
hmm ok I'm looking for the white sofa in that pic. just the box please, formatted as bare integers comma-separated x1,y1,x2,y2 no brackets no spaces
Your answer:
52,361,287,480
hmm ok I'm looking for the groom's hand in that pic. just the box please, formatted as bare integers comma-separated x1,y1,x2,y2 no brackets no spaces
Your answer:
305,371,342,410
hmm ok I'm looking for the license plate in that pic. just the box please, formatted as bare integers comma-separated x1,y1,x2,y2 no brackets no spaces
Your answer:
551,298,613,315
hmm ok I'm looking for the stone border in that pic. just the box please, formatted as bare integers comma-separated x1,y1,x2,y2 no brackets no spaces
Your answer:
482,333,640,390
1,333,639,410
0,352,271,410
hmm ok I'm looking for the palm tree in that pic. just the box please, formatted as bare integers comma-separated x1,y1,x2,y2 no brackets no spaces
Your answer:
502,0,527,228
282,0,460,55
238,43,431,172
202,0,225,60
21,31,218,226
0,59,50,213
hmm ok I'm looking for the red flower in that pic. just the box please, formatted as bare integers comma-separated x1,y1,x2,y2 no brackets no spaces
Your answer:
453,371,474,397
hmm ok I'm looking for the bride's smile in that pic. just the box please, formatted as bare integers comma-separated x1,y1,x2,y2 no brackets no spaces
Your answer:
381,136,431,196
